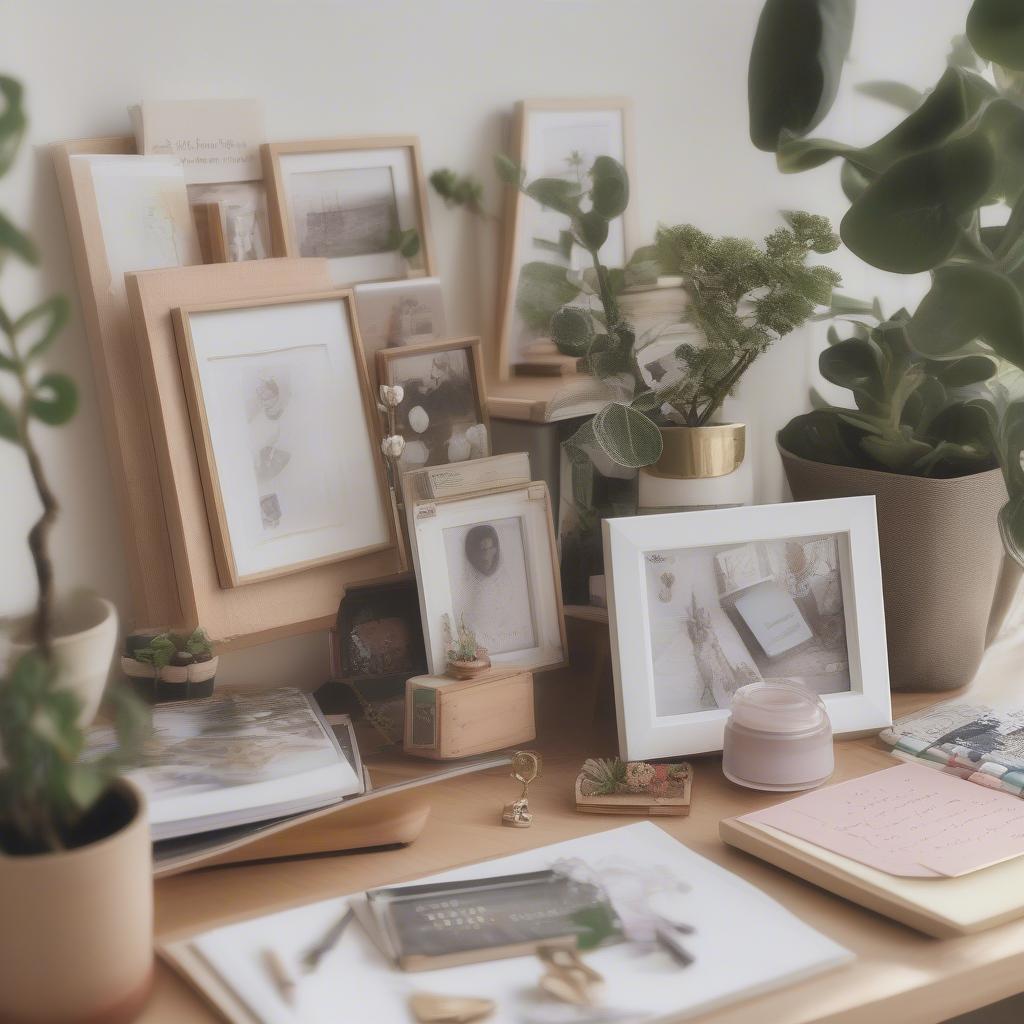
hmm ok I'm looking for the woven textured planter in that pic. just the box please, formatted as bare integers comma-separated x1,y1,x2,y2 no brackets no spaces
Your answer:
780,446,1019,692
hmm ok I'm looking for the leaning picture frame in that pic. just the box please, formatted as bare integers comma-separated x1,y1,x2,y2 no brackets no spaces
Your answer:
496,97,637,379
377,337,491,472
604,497,891,760
172,290,398,588
262,136,436,287
407,482,567,675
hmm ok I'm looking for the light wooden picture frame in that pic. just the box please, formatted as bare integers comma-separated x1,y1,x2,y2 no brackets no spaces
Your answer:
377,337,491,472
172,291,397,589
262,136,436,286
407,482,568,676
52,136,204,628
496,98,637,379
604,497,891,760
125,258,405,648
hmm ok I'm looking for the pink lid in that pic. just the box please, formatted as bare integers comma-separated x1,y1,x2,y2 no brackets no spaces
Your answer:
728,679,829,735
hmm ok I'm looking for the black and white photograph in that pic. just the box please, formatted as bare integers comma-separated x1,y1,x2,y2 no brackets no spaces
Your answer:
646,534,851,718
354,278,448,368
442,515,537,656
289,165,400,259
379,337,489,470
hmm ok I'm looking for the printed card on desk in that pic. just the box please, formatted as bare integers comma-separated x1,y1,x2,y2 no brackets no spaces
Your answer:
743,763,1024,878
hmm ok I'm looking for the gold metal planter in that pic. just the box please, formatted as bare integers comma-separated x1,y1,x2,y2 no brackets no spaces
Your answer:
650,424,746,479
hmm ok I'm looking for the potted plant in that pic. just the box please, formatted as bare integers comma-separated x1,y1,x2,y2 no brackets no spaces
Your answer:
0,75,153,1023
442,613,491,679
121,627,218,703
748,0,1024,689
632,214,842,510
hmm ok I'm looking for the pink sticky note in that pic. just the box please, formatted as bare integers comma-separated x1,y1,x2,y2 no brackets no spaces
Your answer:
742,764,1024,878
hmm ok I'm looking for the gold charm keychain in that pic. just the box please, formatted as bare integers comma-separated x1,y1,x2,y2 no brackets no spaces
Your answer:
501,750,542,827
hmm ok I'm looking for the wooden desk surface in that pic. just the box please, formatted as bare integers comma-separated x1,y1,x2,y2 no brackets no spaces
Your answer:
142,680,1024,1024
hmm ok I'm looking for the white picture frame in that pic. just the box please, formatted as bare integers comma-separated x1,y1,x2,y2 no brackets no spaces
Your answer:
172,291,397,588
407,483,568,675
497,98,636,377
603,497,891,760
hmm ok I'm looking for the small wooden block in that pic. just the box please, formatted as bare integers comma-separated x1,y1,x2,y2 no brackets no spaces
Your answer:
404,668,535,760
574,772,692,817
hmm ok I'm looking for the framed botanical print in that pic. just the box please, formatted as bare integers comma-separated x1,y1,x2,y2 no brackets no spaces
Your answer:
377,337,490,472
408,482,567,675
172,291,397,588
603,497,891,760
262,136,436,286
497,98,637,378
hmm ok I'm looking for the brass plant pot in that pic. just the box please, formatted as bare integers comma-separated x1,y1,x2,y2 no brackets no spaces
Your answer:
650,424,746,479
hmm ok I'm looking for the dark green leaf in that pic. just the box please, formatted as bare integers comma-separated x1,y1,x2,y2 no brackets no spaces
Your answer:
524,177,582,216
967,0,1024,71
28,372,77,425
575,209,609,252
0,210,37,264
0,76,26,177
551,306,594,356
0,396,19,440
839,158,874,201
928,355,998,387
840,136,995,273
819,336,885,400
14,295,69,362
515,262,581,331
859,428,934,472
589,156,629,219
748,0,855,151
778,410,869,467
590,402,663,469
909,265,1024,366
397,228,420,260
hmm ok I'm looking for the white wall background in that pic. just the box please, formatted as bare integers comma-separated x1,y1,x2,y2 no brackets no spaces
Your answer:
0,0,974,686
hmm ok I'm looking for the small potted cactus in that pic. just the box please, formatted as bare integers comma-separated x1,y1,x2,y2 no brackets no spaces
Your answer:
442,613,491,680
122,627,218,703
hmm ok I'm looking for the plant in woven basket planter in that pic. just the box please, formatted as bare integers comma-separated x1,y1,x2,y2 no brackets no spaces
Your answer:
748,0,1024,690
122,627,218,703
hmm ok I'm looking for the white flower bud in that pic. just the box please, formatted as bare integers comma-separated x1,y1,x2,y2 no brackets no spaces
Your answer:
379,384,404,408
381,434,406,458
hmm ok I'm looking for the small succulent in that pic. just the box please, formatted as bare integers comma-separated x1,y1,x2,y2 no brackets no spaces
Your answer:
579,757,628,797
130,628,214,674
442,613,484,663
624,761,657,791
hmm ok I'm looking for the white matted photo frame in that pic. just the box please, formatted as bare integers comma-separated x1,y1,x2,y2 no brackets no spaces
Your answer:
262,136,436,286
603,497,890,760
497,98,637,379
377,337,490,472
408,482,567,675
172,290,397,588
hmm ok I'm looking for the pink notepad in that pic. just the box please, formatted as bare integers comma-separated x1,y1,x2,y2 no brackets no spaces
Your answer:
742,764,1024,878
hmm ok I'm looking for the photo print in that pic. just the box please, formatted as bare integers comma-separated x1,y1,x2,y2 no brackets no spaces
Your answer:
289,165,400,260
187,181,270,263
442,515,537,656
380,339,489,470
646,533,850,718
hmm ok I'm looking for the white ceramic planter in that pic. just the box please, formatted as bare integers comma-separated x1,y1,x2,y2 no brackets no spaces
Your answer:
8,592,118,726
0,780,153,1024
8,593,117,729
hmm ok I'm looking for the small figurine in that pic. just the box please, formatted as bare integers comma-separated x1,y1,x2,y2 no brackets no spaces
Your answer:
502,750,542,828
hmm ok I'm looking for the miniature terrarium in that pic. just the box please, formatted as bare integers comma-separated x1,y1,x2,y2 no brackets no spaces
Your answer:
442,613,490,680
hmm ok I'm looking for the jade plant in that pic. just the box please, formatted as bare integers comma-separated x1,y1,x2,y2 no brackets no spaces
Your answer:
635,214,842,426
748,0,1024,562
781,310,1002,478
0,75,148,854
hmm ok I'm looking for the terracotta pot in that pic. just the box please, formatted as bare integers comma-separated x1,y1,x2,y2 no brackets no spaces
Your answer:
780,445,1021,692
0,780,153,1023
8,592,118,726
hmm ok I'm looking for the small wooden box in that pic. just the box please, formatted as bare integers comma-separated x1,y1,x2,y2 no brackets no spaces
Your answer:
403,668,535,760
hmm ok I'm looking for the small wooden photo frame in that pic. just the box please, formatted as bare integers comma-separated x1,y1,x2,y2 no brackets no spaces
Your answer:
408,482,568,676
497,98,637,379
377,337,491,472
172,290,397,588
262,136,436,286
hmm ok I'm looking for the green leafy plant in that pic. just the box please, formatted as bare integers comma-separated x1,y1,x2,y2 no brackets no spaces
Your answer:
578,757,628,796
429,168,492,219
638,213,842,426
781,309,1002,477
748,0,1024,562
0,75,148,855
128,628,214,673
442,612,483,663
